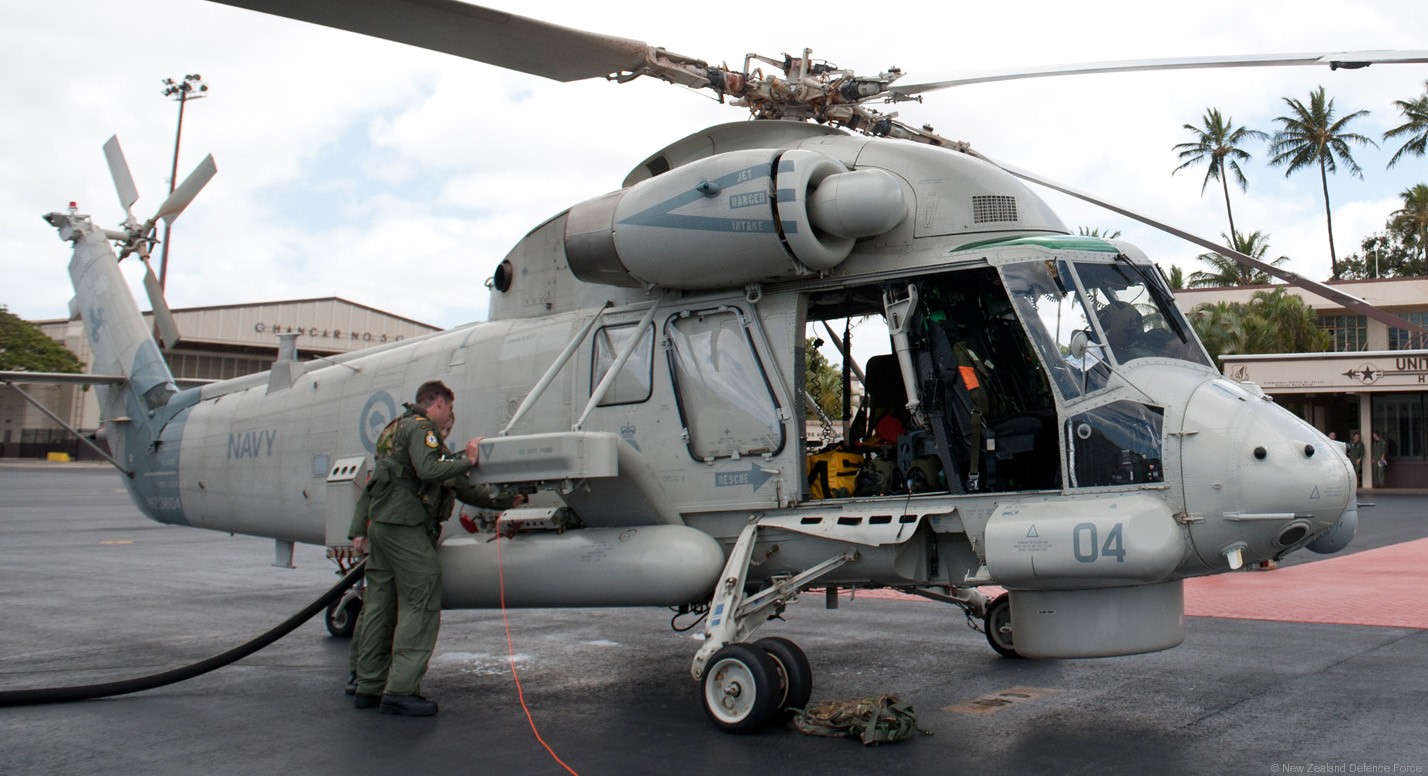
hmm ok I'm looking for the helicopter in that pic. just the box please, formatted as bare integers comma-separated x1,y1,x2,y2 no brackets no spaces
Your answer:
14,0,1428,734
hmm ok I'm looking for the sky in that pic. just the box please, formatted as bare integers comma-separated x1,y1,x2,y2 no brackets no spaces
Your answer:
2,0,1426,332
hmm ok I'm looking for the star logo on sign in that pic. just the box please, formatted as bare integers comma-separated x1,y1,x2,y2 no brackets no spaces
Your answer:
1342,363,1381,384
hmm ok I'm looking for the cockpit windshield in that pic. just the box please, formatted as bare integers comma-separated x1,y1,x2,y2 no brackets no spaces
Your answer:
1002,257,1211,401
1075,260,1210,368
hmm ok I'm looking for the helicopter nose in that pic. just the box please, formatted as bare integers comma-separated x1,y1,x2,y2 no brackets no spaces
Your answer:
1178,379,1354,570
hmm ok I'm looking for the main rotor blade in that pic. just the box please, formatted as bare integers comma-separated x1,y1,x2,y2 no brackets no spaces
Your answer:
206,0,654,82
102,136,139,220
990,158,1428,338
141,258,182,351
892,51,1428,96
155,155,217,226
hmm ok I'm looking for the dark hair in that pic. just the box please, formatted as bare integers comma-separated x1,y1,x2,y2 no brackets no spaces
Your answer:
415,380,454,407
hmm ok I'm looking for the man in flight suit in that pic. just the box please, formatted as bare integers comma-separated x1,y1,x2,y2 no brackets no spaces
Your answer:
349,380,494,716
344,411,516,699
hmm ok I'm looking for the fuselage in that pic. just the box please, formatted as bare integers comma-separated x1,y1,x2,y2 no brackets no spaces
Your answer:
80,123,1352,645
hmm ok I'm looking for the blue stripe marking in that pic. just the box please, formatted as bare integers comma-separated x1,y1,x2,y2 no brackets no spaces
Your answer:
618,164,778,233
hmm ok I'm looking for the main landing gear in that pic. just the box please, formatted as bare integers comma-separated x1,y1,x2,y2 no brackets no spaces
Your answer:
701,640,814,732
324,580,364,638
693,518,854,733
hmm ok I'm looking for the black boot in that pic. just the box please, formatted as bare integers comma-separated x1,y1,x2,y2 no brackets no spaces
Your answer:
379,693,438,716
353,693,380,710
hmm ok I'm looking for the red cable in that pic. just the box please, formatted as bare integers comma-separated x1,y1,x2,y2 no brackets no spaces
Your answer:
496,516,580,776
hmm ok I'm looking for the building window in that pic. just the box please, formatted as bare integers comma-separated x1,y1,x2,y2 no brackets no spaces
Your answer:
1317,314,1368,352
1372,393,1426,461
1388,311,1428,351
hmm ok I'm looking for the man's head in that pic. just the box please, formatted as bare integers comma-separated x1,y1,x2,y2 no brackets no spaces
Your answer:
1099,300,1143,345
1352,432,1361,442
416,380,456,427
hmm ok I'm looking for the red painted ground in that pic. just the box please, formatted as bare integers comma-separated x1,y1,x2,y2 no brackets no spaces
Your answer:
1181,537,1428,629
841,537,1428,629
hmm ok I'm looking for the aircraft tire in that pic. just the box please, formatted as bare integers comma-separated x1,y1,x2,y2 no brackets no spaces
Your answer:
754,636,812,717
984,593,1022,658
324,595,362,639
702,643,781,733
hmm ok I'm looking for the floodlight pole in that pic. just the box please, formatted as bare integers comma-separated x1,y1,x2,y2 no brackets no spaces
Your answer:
158,74,208,290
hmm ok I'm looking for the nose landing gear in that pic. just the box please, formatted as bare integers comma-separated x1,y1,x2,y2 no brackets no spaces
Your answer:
983,592,1022,658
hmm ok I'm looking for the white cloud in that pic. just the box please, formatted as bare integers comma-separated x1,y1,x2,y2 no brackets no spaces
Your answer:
3,0,1425,329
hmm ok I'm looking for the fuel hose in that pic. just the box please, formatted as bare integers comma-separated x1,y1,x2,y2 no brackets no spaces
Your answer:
0,560,365,707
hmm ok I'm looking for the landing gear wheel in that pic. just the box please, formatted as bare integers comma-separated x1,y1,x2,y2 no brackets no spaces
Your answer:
325,594,362,638
702,643,782,733
754,636,812,717
984,593,1022,658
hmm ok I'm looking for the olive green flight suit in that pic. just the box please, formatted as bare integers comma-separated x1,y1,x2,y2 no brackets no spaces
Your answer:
352,403,483,697
1372,436,1388,488
1346,438,1366,485
346,446,514,676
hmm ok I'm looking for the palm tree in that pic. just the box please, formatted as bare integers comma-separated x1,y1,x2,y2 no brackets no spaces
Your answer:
1267,86,1377,280
1384,80,1428,168
1189,290,1331,364
1172,108,1267,245
1077,226,1122,239
1186,231,1289,287
1247,288,1332,354
1189,301,1247,363
1390,184,1428,264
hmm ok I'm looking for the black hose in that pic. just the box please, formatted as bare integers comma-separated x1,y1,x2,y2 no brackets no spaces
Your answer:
0,560,366,707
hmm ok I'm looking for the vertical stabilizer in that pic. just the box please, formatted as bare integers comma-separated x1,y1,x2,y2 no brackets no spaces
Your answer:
46,207,191,525
48,209,176,416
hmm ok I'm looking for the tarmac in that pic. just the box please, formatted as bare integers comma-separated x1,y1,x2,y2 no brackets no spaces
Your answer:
1,462,1425,776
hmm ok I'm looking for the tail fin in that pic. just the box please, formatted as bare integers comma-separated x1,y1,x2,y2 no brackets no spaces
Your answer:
45,209,178,454
44,136,212,526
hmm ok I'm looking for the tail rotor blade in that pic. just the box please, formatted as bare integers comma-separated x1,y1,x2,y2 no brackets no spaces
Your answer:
156,154,217,225
141,259,182,350
102,136,140,220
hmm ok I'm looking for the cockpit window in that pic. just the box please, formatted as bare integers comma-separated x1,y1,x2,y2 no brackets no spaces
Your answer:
1001,260,1110,399
1066,401,1165,488
1074,261,1212,367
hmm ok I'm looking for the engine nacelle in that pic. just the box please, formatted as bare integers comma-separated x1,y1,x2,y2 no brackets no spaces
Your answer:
565,149,906,289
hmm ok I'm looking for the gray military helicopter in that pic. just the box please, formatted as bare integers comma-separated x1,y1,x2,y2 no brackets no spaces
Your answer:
19,0,1428,733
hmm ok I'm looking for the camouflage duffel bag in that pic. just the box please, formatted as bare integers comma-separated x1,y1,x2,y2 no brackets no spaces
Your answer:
791,694,928,745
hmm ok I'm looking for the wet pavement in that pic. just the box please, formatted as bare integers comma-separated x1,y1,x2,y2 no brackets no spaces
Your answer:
1,463,1425,775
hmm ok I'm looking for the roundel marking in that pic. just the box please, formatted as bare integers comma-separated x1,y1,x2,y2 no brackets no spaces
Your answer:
359,391,398,453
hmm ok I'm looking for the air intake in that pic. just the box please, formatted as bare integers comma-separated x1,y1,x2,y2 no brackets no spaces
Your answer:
644,155,671,177
972,194,1018,224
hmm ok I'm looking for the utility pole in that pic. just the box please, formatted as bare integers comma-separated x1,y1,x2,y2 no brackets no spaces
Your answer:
158,74,208,290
